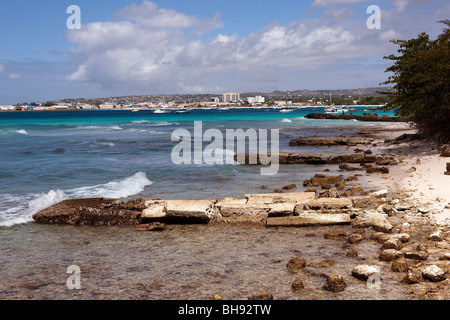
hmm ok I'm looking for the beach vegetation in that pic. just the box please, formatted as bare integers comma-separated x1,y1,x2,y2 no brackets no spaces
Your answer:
379,20,450,143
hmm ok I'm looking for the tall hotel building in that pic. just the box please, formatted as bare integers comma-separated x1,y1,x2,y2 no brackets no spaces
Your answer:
222,93,240,103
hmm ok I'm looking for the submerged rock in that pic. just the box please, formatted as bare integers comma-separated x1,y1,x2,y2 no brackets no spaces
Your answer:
322,275,347,293
287,257,307,271
351,265,380,281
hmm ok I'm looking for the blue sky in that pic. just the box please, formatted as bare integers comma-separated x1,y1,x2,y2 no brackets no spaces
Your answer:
0,0,449,104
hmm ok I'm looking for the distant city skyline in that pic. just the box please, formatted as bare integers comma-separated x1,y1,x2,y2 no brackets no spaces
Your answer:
0,0,449,104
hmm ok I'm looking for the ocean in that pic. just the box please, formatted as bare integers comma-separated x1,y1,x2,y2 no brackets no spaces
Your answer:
1,106,412,300
0,107,394,227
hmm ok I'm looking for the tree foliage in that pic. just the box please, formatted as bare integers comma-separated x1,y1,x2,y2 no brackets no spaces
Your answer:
379,21,450,142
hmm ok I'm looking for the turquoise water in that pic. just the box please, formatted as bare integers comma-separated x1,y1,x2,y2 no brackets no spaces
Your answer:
0,107,395,226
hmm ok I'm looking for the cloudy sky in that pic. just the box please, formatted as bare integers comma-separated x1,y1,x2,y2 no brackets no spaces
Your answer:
0,0,448,104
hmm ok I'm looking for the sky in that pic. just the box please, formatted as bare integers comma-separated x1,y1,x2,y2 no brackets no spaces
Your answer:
0,0,449,104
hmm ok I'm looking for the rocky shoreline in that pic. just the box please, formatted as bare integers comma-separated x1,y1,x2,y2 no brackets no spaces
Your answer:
31,123,450,300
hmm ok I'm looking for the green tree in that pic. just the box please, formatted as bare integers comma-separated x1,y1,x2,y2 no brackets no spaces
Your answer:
379,21,450,142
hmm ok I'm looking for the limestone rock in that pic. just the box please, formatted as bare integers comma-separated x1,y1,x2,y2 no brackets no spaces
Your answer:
405,251,429,260
351,265,380,281
440,144,450,157
422,265,446,282
267,214,351,227
308,258,335,268
402,270,422,284
428,230,443,241
347,234,363,244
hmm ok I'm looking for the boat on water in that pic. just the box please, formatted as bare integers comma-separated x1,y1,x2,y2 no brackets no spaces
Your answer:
219,108,230,111
153,109,171,114
175,109,190,114
131,108,139,112
280,109,294,113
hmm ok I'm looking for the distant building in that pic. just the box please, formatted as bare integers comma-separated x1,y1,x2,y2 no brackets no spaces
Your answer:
247,96,265,104
222,92,240,103
99,104,114,110
210,97,220,103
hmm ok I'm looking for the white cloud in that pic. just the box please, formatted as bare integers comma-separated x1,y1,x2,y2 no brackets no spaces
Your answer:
324,7,353,19
312,0,369,8
64,1,409,93
8,73,22,80
379,29,402,42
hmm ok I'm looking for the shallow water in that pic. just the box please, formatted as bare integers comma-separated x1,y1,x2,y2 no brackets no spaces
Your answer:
0,223,409,300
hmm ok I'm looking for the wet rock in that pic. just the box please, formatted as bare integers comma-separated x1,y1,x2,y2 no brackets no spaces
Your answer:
346,247,358,258
351,196,373,209
282,184,297,190
322,275,347,293
366,166,389,174
379,249,403,262
324,232,347,241
304,175,343,188
416,244,428,252
391,259,409,272
33,198,142,226
347,234,363,244
287,257,306,271
289,136,374,147
291,278,305,291
351,265,380,281
274,188,284,193
422,265,446,282
405,251,429,260
381,205,396,217
135,222,166,231
371,190,389,198
351,211,393,233
342,187,366,197
249,293,273,300
308,258,335,268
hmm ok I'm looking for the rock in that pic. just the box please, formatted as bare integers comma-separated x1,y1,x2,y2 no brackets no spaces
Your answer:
351,265,380,281
142,201,167,218
249,293,273,300
324,232,347,241
402,270,422,284
346,247,358,258
282,184,297,190
301,198,353,211
391,259,408,272
347,176,359,181
304,175,343,188
287,257,306,271
406,167,417,174
308,258,335,268
164,200,217,223
422,265,446,282
208,215,267,226
382,238,403,250
381,205,396,216
289,136,374,147
405,251,429,260
246,192,316,205
428,230,443,241
351,196,373,209
212,294,223,300
267,214,351,227
416,244,428,252
440,144,450,157
440,253,450,261
342,187,366,197
335,179,346,191
347,234,363,244
371,190,389,197
291,278,305,291
379,249,403,262
135,222,166,231
352,211,393,233
33,198,142,226
322,275,347,293
319,188,340,198
268,202,296,217
366,166,389,174
274,188,284,193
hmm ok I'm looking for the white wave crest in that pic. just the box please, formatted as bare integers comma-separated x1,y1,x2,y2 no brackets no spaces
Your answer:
68,172,152,199
16,129,28,135
0,190,67,227
281,118,292,123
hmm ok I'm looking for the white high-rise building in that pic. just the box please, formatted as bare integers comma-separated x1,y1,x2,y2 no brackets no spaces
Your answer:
247,96,265,104
222,93,240,103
